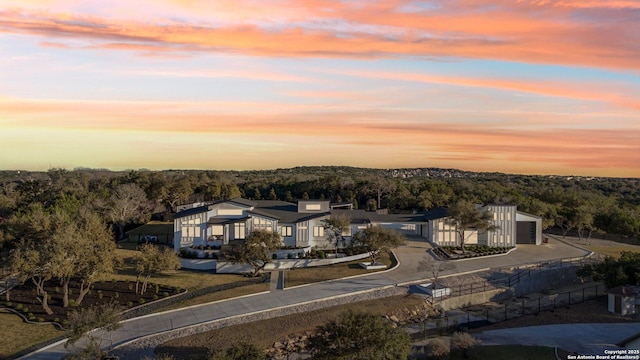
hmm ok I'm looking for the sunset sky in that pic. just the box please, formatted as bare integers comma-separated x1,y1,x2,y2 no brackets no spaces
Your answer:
1,0,639,177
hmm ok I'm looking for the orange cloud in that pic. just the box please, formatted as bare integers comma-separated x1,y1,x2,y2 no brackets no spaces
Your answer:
2,96,638,176
320,69,640,111
0,0,638,70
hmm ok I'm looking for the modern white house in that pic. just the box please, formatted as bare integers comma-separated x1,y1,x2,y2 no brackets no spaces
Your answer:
172,198,543,252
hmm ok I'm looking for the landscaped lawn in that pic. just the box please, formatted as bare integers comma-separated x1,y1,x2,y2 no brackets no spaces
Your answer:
0,309,62,359
284,252,395,288
106,246,248,291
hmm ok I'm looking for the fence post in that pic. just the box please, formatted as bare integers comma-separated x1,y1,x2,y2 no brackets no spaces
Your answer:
522,301,525,316
553,298,556,309
538,298,541,313
568,292,571,306
504,304,507,320
583,288,585,303
467,312,470,326
484,282,486,292
486,309,489,322
470,283,473,294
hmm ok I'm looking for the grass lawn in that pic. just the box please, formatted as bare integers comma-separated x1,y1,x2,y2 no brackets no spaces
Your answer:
156,294,425,359
0,309,63,359
585,245,640,259
284,252,395,288
105,247,247,291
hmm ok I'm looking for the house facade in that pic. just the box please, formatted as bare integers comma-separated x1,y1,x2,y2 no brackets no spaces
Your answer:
421,205,518,247
172,198,541,252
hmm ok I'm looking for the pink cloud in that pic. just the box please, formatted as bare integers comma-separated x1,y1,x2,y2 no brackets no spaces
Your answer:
0,1,637,70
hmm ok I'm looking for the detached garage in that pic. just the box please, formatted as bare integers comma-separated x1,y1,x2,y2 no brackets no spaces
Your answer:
515,211,543,245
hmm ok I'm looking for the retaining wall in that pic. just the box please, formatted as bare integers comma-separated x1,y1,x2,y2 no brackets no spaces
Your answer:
214,253,371,273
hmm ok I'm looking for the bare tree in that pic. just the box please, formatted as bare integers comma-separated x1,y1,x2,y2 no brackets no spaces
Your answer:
65,302,122,359
105,183,153,241
451,332,480,358
426,338,450,360
417,255,456,290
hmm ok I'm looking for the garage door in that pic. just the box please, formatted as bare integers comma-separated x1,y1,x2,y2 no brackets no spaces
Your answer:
516,221,536,244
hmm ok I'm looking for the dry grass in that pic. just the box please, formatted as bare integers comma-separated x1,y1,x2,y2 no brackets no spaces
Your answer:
0,309,62,359
103,247,247,291
156,294,425,359
585,245,640,259
284,252,394,288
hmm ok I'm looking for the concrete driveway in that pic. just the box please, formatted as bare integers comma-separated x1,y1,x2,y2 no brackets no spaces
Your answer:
21,235,590,359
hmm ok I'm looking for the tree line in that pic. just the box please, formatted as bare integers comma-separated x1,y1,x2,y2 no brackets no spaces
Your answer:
1,167,638,253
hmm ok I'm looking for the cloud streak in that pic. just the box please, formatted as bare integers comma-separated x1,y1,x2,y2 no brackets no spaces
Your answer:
2,97,638,175
0,0,638,70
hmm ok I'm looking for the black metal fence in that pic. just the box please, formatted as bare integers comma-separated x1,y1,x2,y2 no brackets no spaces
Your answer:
411,283,606,340
434,256,600,300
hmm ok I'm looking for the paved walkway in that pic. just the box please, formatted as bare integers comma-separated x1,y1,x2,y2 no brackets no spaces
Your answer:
476,323,640,354
22,236,589,359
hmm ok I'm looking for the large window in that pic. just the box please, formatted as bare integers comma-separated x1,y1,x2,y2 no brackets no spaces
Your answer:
234,222,246,240
280,226,293,237
181,217,201,241
252,217,274,232
313,226,324,237
211,225,223,236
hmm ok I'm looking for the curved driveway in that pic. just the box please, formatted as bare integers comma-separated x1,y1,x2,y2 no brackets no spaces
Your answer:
23,236,589,359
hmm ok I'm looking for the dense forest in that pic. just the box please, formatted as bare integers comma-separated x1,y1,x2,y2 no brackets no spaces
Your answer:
1,166,639,253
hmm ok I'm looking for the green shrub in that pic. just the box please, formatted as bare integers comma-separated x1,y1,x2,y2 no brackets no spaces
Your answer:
54,317,60,323
155,284,160,294
15,304,23,310
127,301,133,307
69,299,77,307
175,287,182,294
162,292,169,297
38,317,44,323
138,298,146,304
23,306,29,313
153,295,159,300
115,292,120,298
5,301,12,307
28,313,35,321
98,290,104,300
128,283,134,291
55,286,61,294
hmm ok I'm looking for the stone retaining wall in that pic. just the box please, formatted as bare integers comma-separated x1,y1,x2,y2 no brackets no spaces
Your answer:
110,285,408,360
